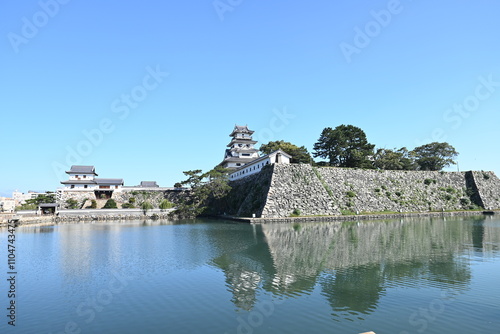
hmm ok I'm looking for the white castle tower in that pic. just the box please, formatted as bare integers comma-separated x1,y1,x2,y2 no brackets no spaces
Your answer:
221,125,260,170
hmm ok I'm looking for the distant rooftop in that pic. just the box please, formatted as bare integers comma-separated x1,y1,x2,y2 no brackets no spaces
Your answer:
66,165,97,175
139,181,159,187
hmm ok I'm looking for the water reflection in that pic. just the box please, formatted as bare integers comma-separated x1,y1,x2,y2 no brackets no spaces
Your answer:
210,216,500,318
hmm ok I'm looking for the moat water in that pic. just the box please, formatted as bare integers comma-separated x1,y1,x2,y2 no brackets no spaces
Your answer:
1,215,500,333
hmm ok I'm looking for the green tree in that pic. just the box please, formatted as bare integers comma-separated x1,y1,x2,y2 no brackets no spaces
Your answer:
174,166,231,218
313,125,375,168
102,199,117,209
90,200,97,209
159,199,174,211
141,201,154,215
412,142,458,171
373,147,417,170
259,140,313,164
25,193,56,206
66,198,79,209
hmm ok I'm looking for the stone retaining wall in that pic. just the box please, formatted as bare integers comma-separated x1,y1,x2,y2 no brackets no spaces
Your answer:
225,164,500,218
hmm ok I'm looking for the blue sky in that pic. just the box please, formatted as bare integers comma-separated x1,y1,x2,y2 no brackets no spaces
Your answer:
1,0,499,196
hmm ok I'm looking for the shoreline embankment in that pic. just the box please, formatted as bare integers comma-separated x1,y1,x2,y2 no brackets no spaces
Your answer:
2,209,498,227
218,210,498,224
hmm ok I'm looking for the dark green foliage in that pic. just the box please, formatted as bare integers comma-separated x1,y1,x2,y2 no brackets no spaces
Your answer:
174,166,231,218
346,191,356,198
66,198,78,209
313,125,375,168
90,200,97,209
373,147,417,170
103,199,117,209
290,208,301,217
412,142,458,171
25,193,55,206
459,198,470,206
483,172,490,180
424,178,436,185
374,188,381,193
260,140,313,164
121,203,135,208
395,191,402,197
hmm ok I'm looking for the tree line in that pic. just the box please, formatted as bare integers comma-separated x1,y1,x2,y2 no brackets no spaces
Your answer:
262,124,459,171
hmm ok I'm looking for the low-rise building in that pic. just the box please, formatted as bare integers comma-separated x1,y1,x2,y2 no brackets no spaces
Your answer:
59,165,123,199
0,197,16,212
12,190,50,205
229,149,292,181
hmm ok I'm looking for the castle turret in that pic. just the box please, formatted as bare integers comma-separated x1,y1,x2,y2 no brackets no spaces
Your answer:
221,125,260,169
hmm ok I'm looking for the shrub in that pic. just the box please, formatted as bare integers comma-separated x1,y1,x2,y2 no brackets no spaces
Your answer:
141,201,153,215
159,199,174,211
381,185,387,190
374,188,381,193
121,203,135,209
424,178,436,185
346,191,356,198
290,208,301,217
483,173,490,180
460,198,470,206
395,191,402,197
103,199,117,209
385,192,391,197
90,200,97,209
66,198,78,209
129,197,136,204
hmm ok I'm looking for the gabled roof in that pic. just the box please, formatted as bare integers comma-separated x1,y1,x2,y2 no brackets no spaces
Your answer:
66,165,97,175
229,125,254,136
95,178,124,185
140,181,159,187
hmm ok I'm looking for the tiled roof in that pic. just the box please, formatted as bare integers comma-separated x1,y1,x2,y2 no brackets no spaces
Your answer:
66,165,97,175
95,178,124,185
60,180,96,184
230,125,254,136
140,181,159,187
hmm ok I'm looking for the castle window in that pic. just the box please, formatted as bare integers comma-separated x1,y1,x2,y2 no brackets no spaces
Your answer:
70,185,75,189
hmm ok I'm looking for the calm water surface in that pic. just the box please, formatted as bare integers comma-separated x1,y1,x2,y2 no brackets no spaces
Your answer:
1,215,499,333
